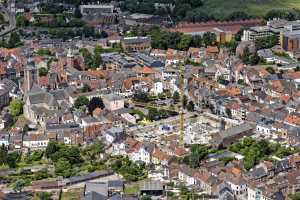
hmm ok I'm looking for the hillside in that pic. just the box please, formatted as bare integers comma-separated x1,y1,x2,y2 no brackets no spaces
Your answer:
202,0,300,17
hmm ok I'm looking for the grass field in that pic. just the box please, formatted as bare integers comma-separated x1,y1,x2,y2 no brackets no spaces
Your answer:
124,182,141,195
202,0,300,17
61,188,84,200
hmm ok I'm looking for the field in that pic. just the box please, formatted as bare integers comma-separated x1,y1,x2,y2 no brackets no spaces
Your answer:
202,0,300,17
61,188,84,200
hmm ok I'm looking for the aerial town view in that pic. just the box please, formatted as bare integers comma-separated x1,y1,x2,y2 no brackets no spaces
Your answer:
1,0,300,199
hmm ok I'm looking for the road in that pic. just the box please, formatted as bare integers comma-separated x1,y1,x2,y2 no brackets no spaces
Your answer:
0,1,16,36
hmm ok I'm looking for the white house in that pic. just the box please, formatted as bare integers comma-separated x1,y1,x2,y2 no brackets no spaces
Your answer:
226,177,247,196
150,80,163,95
247,185,273,200
0,134,9,147
256,123,273,138
178,165,196,186
23,134,49,149
104,127,125,144
102,93,124,111
128,143,154,164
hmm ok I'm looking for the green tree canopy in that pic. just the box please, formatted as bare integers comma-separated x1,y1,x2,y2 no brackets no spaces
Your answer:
9,99,23,117
13,179,25,193
88,97,105,114
202,32,217,47
55,158,72,178
187,101,195,112
7,32,22,48
81,83,91,93
38,67,48,77
74,96,89,109
172,91,180,103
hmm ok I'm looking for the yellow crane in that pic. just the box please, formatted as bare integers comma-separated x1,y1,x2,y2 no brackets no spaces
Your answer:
179,64,185,146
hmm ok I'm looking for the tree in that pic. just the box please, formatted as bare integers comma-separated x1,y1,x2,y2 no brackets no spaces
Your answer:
177,35,192,50
79,48,94,68
172,91,180,103
55,158,72,178
7,32,21,48
38,67,48,76
9,99,23,117
226,11,251,21
294,66,300,72
37,48,53,56
202,32,216,47
140,196,152,200
45,141,60,158
255,35,278,50
33,192,52,200
187,101,195,112
64,146,82,165
0,144,8,165
148,107,159,121
88,97,105,114
240,47,250,64
83,140,105,163
238,79,245,85
225,108,232,118
134,91,149,102
13,179,25,193
191,35,202,47
243,154,256,170
81,83,91,93
7,151,19,168
183,95,188,108
74,6,82,18
16,15,29,27
184,144,209,168
99,30,108,38
249,53,260,65
74,96,89,109
289,192,300,200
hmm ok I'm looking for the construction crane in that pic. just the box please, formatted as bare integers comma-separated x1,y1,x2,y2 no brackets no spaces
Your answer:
179,64,185,146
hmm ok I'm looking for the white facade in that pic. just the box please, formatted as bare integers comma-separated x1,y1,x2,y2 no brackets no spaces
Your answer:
139,147,152,164
64,137,71,145
102,97,124,111
150,82,163,95
227,180,247,196
23,139,49,149
112,142,126,156
0,139,9,147
105,133,115,144
128,146,152,164
247,186,272,200
256,124,272,138
178,171,196,186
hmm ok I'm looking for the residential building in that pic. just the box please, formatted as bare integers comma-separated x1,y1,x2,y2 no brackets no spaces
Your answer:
102,94,124,111
121,37,151,52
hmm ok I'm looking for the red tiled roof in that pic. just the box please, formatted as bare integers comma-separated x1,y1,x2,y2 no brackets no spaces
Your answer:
140,66,156,74
39,76,49,86
152,148,170,161
285,114,300,126
206,46,219,54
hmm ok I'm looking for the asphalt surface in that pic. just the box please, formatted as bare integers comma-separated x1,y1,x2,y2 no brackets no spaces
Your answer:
0,2,16,36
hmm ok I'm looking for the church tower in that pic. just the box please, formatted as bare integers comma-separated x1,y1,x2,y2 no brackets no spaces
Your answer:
23,59,38,93
67,48,74,68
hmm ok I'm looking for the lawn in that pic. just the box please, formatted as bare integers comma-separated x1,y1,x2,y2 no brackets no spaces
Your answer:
201,0,300,17
61,188,84,200
124,184,140,195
